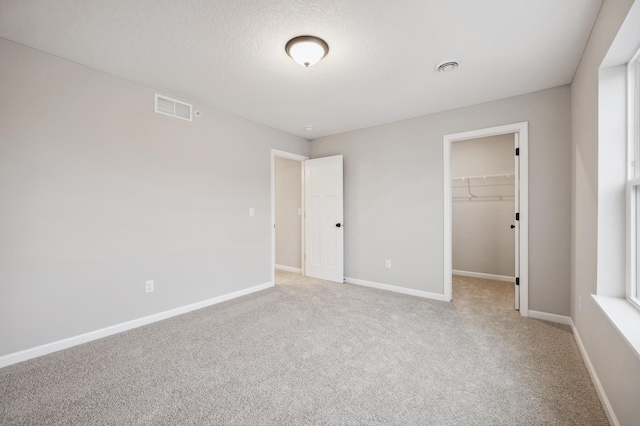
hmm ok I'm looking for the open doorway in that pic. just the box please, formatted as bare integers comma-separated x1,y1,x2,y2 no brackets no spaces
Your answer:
450,134,517,310
271,150,307,284
443,122,529,316
274,156,303,273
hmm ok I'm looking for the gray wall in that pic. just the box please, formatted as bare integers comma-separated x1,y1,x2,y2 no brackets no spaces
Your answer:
0,38,310,357
310,85,571,316
275,157,302,269
452,135,515,277
571,0,640,424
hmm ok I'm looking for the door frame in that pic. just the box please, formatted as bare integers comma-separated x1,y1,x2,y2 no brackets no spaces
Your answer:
443,122,529,316
271,149,308,285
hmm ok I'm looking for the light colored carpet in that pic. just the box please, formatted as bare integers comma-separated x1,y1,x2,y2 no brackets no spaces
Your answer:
0,272,608,425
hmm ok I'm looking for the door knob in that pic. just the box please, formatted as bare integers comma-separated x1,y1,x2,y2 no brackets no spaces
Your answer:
336,223,342,228
510,224,516,229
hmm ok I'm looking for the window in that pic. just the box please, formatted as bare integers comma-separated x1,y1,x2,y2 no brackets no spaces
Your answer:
592,0,640,364
627,54,640,309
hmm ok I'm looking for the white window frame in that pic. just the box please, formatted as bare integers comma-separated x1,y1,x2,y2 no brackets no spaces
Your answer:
626,53,640,309
627,178,640,307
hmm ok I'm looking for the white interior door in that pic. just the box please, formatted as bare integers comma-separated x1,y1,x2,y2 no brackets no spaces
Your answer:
514,133,521,310
305,155,344,283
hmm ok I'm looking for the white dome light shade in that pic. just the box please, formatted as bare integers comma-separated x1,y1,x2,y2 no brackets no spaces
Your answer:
285,36,329,67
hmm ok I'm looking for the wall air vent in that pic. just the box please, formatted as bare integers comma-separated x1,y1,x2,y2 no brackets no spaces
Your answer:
154,94,192,121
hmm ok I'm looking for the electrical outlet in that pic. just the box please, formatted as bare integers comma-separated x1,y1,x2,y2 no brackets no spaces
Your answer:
385,259,391,269
146,280,154,293
578,296,582,312
249,208,255,217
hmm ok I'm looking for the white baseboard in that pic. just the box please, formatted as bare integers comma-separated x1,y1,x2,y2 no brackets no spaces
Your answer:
527,310,572,325
275,264,302,273
571,319,620,426
344,277,447,301
0,281,274,369
452,270,514,282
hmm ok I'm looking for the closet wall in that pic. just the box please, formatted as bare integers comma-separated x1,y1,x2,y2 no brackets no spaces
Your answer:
452,134,515,278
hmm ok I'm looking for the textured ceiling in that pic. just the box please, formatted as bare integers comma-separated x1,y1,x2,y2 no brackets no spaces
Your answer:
0,0,603,139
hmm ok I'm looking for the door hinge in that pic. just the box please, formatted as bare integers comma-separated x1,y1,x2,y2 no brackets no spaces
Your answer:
516,277,520,286
515,148,520,156
515,212,520,221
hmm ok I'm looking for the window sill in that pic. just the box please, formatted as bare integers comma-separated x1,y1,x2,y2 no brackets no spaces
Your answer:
592,294,640,360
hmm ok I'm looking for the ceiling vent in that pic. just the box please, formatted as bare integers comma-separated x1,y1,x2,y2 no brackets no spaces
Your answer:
154,94,192,121
436,60,459,72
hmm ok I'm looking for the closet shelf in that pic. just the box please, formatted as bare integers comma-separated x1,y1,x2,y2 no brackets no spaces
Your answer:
453,196,515,201
451,173,515,201
451,173,515,188
452,173,513,180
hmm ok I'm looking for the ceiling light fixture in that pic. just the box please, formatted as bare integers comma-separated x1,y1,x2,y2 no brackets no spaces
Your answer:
436,60,459,72
285,36,329,67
